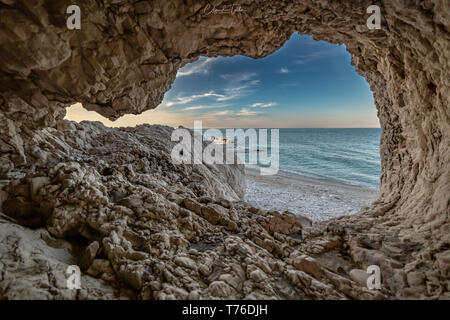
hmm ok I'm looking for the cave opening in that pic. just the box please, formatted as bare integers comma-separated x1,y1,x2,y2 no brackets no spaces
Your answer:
65,33,381,222
0,0,448,301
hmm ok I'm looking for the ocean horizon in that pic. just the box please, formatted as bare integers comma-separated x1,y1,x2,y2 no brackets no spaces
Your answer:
210,128,381,189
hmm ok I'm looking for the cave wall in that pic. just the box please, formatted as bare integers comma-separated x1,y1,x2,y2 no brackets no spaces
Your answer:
0,0,449,299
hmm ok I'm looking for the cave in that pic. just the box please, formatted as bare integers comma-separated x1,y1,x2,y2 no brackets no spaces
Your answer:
0,1,448,300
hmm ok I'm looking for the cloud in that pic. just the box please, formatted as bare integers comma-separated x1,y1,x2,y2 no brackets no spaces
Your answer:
220,72,257,81
250,102,277,108
217,81,260,101
279,68,289,73
212,110,233,116
166,72,260,107
163,69,264,120
165,91,226,107
193,107,261,119
216,72,260,101
177,57,216,77
182,104,230,111
236,108,260,117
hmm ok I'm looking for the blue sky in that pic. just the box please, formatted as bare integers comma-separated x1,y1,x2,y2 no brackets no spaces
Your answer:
66,33,379,128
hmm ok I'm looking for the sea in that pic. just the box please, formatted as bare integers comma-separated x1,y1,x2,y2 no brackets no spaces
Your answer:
210,128,381,190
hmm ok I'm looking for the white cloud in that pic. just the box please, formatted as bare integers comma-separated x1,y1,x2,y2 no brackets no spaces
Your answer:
216,73,260,101
166,91,226,107
236,108,259,117
166,72,261,106
250,102,277,108
212,110,233,116
177,57,216,77
279,68,289,73
191,107,261,119
220,72,258,81
182,104,230,111
217,82,259,101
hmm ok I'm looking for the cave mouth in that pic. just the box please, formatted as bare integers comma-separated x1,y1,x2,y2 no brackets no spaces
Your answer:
65,33,381,222
0,1,448,300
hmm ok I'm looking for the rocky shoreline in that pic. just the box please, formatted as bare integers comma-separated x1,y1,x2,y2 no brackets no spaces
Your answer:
0,121,385,300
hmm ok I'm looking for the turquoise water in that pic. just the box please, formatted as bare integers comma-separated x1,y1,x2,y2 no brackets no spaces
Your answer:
275,128,381,189
212,128,381,189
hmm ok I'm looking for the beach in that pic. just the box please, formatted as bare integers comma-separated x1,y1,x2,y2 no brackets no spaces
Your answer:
244,167,378,221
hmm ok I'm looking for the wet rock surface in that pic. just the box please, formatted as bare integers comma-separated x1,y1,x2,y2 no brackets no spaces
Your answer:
0,1,449,299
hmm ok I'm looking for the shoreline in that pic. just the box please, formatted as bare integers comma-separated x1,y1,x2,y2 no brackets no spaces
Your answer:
244,166,378,221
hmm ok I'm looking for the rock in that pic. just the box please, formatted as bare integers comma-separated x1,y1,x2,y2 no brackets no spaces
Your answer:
81,241,100,271
208,281,232,298
174,256,197,271
188,290,200,300
257,211,304,235
290,253,323,279
216,198,232,209
86,259,114,277
349,269,370,287
0,218,126,299
0,0,448,300
201,204,238,231
30,177,50,201
249,269,268,283
0,190,8,208
183,198,202,215
406,271,425,287
295,214,313,228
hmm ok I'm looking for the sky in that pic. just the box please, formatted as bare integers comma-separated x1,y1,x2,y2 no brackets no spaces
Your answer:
66,33,379,128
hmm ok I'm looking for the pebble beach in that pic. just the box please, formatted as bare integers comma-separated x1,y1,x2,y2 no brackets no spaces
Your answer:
244,167,378,221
